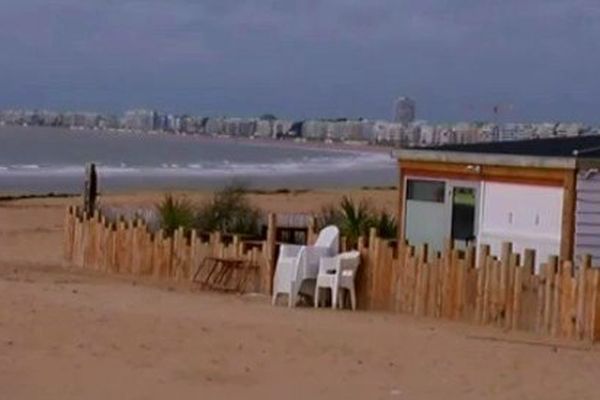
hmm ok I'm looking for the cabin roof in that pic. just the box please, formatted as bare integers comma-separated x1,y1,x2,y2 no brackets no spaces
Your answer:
421,135,600,158
394,135,600,170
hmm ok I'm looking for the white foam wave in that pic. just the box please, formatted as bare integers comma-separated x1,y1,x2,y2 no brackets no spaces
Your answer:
10,164,41,169
0,153,393,178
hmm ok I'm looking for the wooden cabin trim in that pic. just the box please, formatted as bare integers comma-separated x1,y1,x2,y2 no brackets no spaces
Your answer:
399,160,567,187
397,165,406,245
561,170,577,261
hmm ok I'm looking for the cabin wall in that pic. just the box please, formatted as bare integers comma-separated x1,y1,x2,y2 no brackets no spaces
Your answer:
478,182,563,271
398,159,574,267
576,171,600,263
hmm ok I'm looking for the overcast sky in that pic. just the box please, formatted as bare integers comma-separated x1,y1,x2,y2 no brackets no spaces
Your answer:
1,0,599,122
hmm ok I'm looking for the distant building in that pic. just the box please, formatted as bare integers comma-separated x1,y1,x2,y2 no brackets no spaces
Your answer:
272,120,292,137
122,109,157,131
393,97,416,125
204,117,226,135
254,120,273,137
302,120,329,140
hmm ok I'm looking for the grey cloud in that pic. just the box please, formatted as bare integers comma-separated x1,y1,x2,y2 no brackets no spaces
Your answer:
0,0,599,122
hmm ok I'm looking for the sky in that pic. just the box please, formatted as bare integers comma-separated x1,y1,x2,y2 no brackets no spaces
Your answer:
1,0,599,123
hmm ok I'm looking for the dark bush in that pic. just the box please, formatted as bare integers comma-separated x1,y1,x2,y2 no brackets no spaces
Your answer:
374,210,398,239
316,196,398,246
157,194,196,235
196,184,262,237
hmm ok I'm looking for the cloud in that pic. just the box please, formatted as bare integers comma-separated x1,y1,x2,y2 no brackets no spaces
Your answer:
0,0,599,121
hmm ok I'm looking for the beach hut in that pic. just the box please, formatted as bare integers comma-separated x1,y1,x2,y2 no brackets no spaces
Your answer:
394,135,600,269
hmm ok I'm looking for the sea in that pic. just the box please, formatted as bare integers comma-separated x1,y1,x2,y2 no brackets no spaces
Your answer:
0,127,396,194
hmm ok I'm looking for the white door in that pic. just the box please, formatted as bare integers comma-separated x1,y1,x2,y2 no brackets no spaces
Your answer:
478,182,563,271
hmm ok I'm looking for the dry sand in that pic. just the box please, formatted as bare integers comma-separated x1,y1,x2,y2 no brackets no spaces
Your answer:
1,190,600,399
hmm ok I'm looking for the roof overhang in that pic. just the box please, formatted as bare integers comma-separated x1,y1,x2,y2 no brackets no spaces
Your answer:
393,149,581,170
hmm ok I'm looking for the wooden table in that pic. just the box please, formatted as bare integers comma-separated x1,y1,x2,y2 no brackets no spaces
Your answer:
192,256,258,293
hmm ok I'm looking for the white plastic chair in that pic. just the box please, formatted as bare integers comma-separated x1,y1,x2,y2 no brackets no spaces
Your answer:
272,226,339,307
314,250,361,310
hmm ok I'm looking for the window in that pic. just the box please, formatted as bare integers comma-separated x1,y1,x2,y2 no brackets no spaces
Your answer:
406,180,445,203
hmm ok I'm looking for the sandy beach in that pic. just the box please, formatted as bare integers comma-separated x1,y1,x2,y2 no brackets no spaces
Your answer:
2,189,600,399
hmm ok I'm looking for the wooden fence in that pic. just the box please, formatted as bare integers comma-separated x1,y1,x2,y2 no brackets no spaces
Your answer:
355,232,600,341
64,206,600,341
63,206,276,294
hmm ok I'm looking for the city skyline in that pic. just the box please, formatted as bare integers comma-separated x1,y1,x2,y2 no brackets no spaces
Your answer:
1,1,600,123
2,107,595,148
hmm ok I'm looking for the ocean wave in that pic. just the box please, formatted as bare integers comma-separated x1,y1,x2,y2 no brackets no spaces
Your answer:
9,164,42,170
0,153,393,178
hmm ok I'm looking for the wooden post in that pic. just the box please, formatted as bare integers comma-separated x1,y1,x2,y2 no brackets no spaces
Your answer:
63,206,71,261
164,233,174,279
125,221,135,274
455,258,467,320
426,253,440,317
414,244,428,316
491,259,502,324
465,245,476,270
499,242,513,326
140,222,152,275
400,245,413,313
523,249,536,276
152,230,164,278
566,261,577,339
109,222,118,273
475,244,490,324
63,206,75,262
263,213,277,294
482,255,496,325
98,216,107,272
173,227,185,280
367,228,378,310
560,261,574,338
576,255,591,339
551,258,562,337
440,242,455,319
535,262,547,333
83,163,98,216
543,256,558,334
590,269,600,341
74,212,86,268
560,170,576,261
189,230,198,281
82,212,91,268
507,252,520,330
511,253,522,330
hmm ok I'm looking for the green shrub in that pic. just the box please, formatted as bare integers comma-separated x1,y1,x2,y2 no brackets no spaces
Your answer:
374,210,398,239
316,196,398,247
316,203,344,229
196,184,262,236
157,194,196,235
338,196,375,247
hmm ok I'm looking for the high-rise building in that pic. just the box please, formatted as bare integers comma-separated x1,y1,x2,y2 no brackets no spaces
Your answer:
122,109,156,131
393,97,416,125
